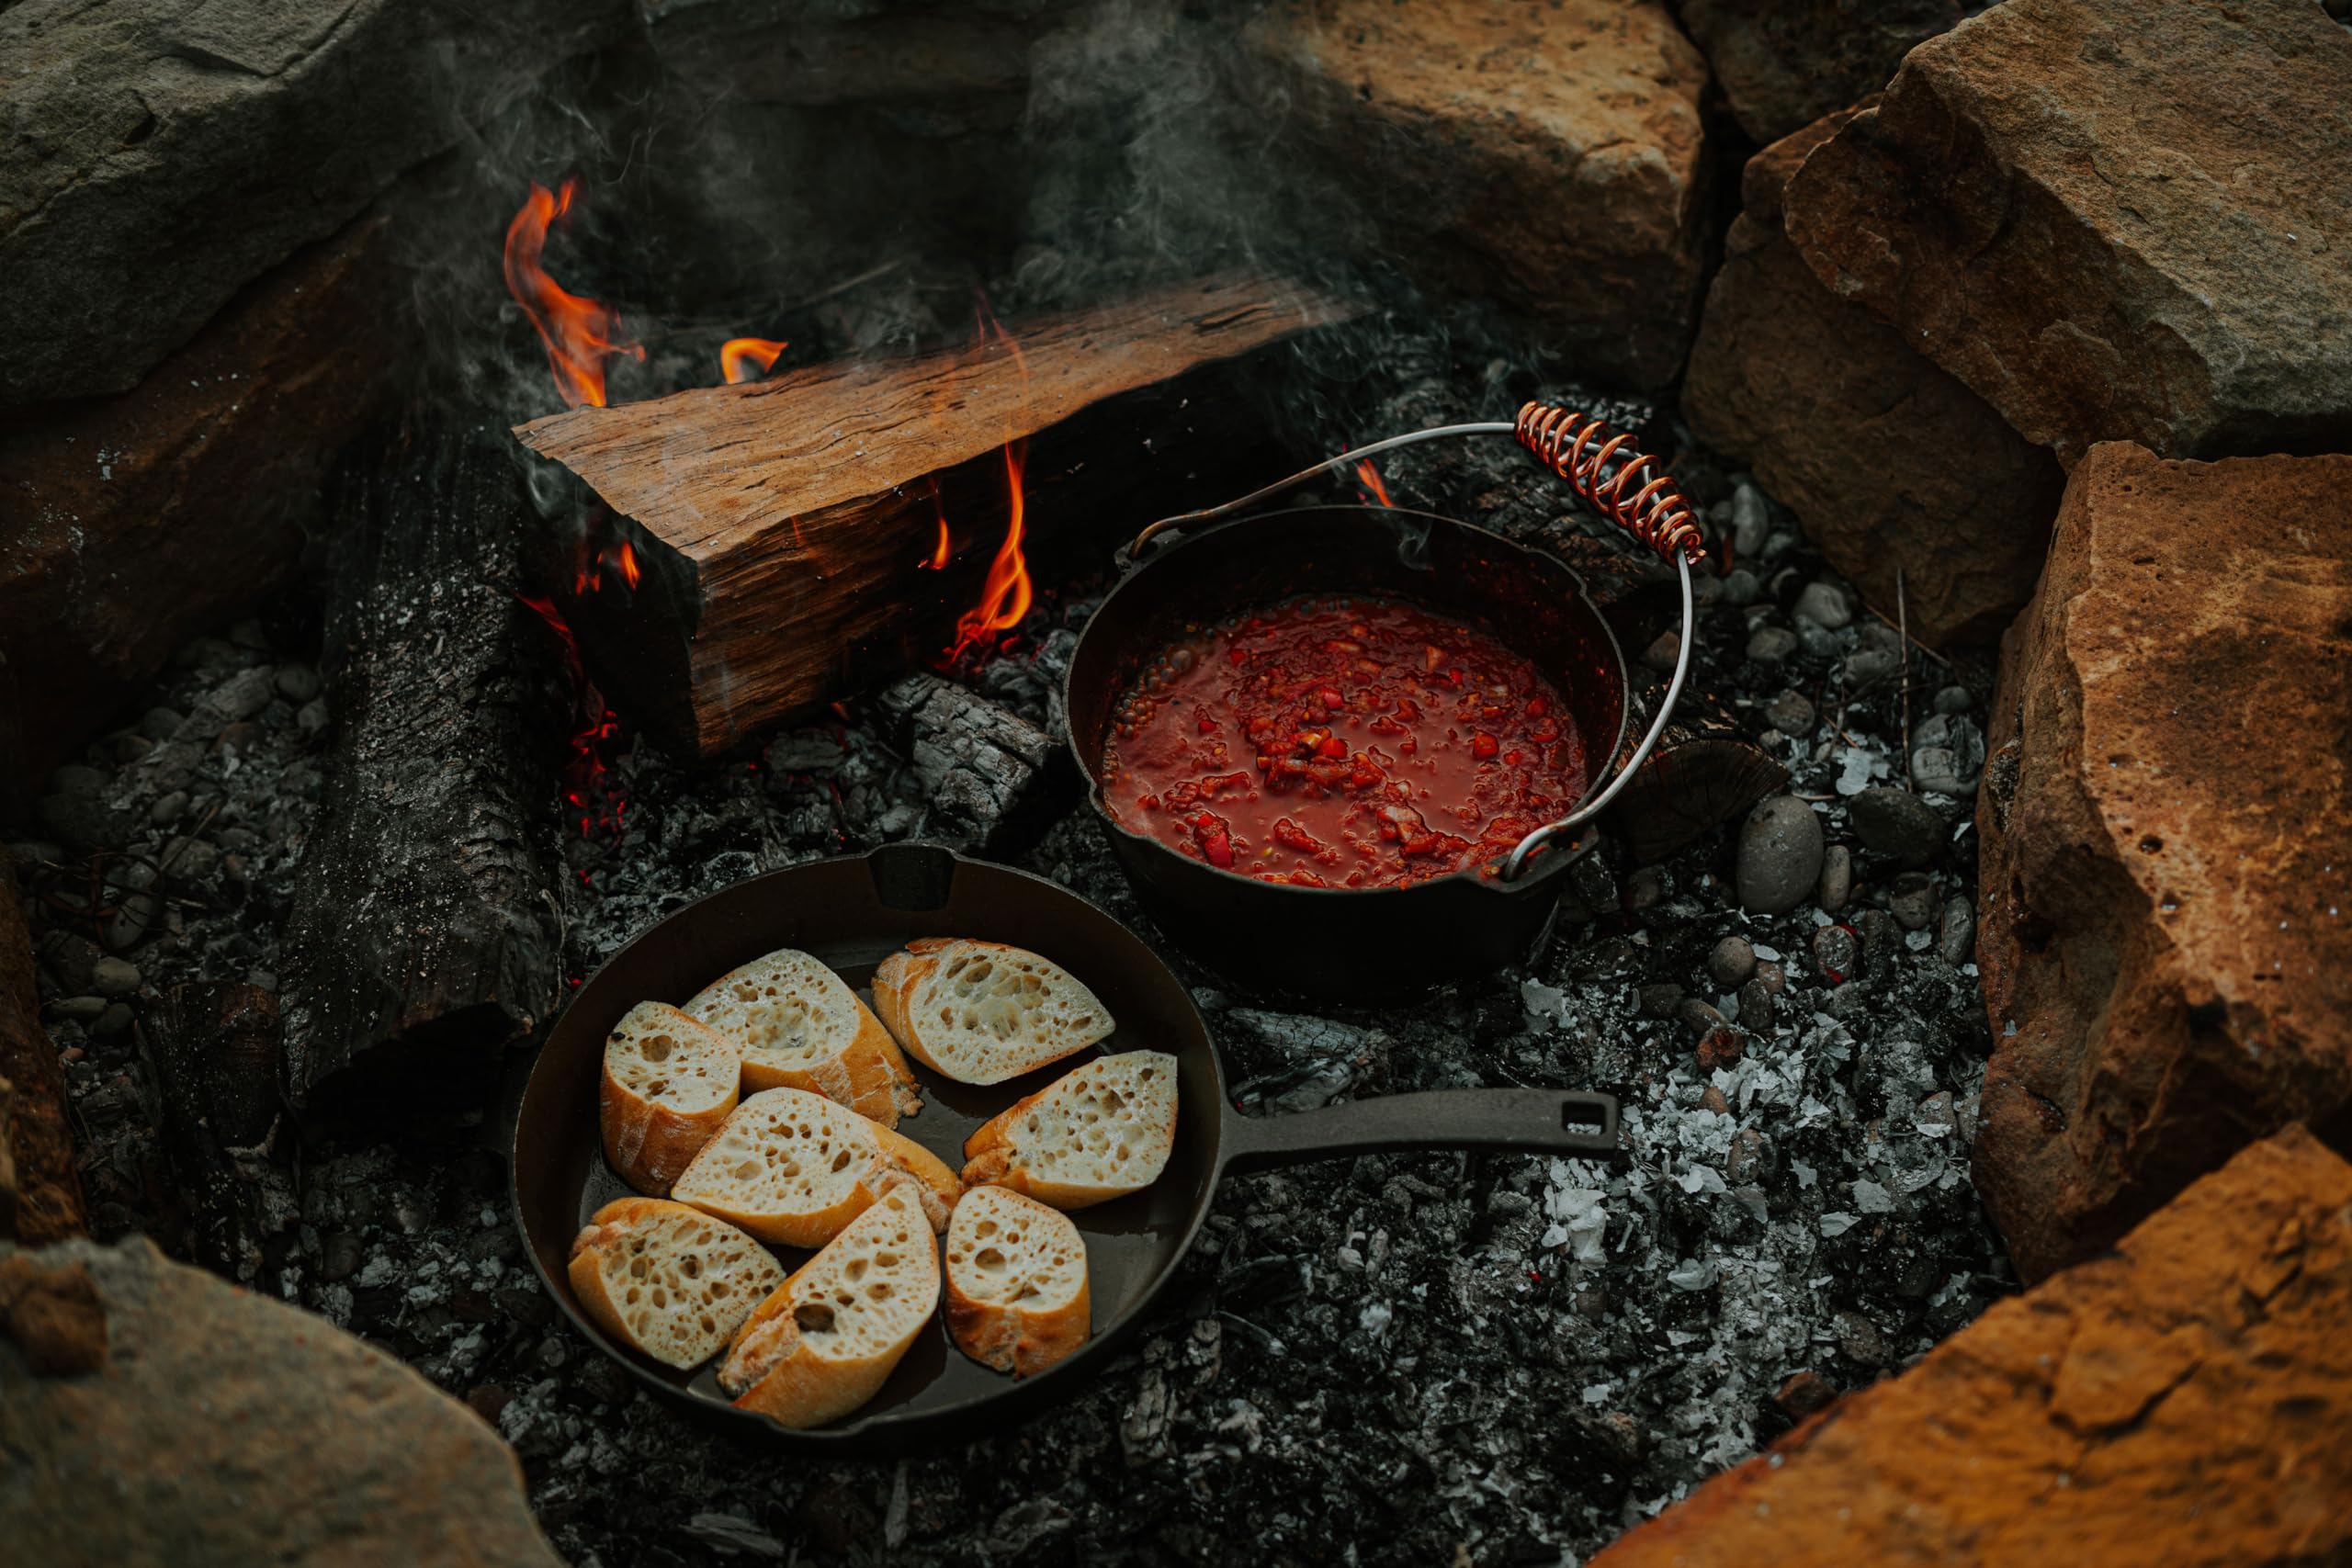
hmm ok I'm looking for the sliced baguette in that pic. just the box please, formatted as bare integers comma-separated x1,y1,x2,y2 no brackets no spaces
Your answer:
870,938,1114,1085
684,948,922,1127
567,1198,786,1370
718,1185,940,1427
671,1087,956,1247
960,1051,1178,1210
944,1186,1091,1376
600,1002,741,1195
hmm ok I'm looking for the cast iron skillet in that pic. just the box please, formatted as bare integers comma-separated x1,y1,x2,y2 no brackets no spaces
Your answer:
1064,504,1632,1002
513,842,1621,1452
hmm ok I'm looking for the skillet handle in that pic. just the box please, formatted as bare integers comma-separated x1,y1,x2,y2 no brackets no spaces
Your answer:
1219,1089,1621,1175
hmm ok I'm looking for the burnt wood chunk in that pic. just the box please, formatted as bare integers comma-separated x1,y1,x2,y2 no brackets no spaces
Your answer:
1605,688,1788,868
280,419,569,1113
514,272,1353,756
140,984,289,1280
876,673,1057,854
0,859,86,1244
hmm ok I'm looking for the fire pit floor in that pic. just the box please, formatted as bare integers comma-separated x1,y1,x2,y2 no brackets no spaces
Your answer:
22,357,2008,1565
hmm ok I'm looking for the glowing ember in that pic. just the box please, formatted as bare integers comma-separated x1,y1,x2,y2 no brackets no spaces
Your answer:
516,595,628,840
720,336,788,384
947,440,1032,660
1354,457,1394,508
614,536,641,589
503,179,643,409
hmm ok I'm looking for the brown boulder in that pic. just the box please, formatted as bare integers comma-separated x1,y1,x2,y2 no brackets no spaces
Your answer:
1678,0,1959,144
1593,1125,2352,1567
1238,0,1712,390
1974,443,2352,1280
0,1235,564,1567
0,856,83,1244
1783,0,2352,466
0,211,398,809
1682,106,2064,645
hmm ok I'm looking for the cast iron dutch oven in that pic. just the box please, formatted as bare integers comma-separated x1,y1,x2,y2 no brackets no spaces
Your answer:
513,842,1621,1451
1062,403,1709,1001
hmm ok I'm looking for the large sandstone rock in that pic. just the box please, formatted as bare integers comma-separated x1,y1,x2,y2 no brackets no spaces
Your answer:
1238,0,1712,390
1683,105,2064,646
0,0,628,408
1782,0,2352,465
0,214,399,809
0,857,83,1244
1593,1125,2352,1567
1677,0,1958,144
1974,444,2352,1281
0,1235,564,1567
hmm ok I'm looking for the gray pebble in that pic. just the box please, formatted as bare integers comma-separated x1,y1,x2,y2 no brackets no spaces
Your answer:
1795,618,1845,660
1887,874,1937,931
40,932,103,994
1720,569,1760,607
1707,936,1756,987
1849,786,1944,868
1817,844,1854,912
1755,960,1786,994
1939,897,1976,964
1679,998,1728,1034
1763,690,1815,736
93,1002,136,1043
1639,983,1685,1019
150,790,189,826
89,956,141,997
1736,795,1825,915
209,665,278,724
138,707,186,740
297,697,330,737
1746,626,1799,664
1730,482,1770,558
276,663,322,703
1642,630,1681,674
106,892,162,951
51,995,109,1024
1736,977,1775,1031
1794,581,1853,630
1909,713,1986,795
1845,648,1901,689
1625,866,1668,912
1812,922,1859,982
1932,684,1973,716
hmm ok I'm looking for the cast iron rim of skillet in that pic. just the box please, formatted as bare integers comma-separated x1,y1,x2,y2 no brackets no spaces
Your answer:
513,842,1622,1451
1065,502,1634,907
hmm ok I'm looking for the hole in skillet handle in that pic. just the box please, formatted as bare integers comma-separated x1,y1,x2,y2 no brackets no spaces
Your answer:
867,841,958,911
1561,1090,1620,1155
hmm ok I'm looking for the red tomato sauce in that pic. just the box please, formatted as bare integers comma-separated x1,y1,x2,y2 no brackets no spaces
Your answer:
1100,595,1589,888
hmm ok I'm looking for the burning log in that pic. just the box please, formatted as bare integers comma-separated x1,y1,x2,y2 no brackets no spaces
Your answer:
140,984,289,1280
1604,690,1789,868
0,858,85,1244
875,673,1061,855
514,272,1353,756
279,419,571,1113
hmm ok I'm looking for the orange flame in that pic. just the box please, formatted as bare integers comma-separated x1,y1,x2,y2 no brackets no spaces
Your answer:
615,537,642,589
503,179,643,409
948,440,1031,660
517,594,627,841
1354,457,1394,508
720,337,788,384
919,479,952,570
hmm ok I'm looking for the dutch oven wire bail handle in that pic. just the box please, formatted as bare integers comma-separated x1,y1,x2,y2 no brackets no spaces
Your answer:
1125,401,1707,884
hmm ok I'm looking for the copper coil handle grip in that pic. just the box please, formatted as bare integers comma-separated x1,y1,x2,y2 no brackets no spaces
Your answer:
1125,410,1702,884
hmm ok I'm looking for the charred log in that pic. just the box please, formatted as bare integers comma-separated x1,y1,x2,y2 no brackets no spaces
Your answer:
279,418,570,1114
874,673,1067,856
514,273,1355,755
1604,686,1788,867
140,984,291,1280
0,857,85,1244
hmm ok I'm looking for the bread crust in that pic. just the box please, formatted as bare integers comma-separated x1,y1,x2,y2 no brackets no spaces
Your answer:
740,1004,922,1127
598,1003,741,1196
718,1187,940,1427
959,1054,1178,1210
566,1197,784,1370
944,1189,1091,1377
869,938,1111,1085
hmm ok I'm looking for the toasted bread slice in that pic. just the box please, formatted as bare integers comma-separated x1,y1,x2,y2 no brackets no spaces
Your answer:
671,1088,956,1247
870,938,1114,1085
944,1186,1091,1376
567,1198,786,1371
718,1185,941,1427
684,948,922,1127
600,1002,741,1195
960,1051,1178,1209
